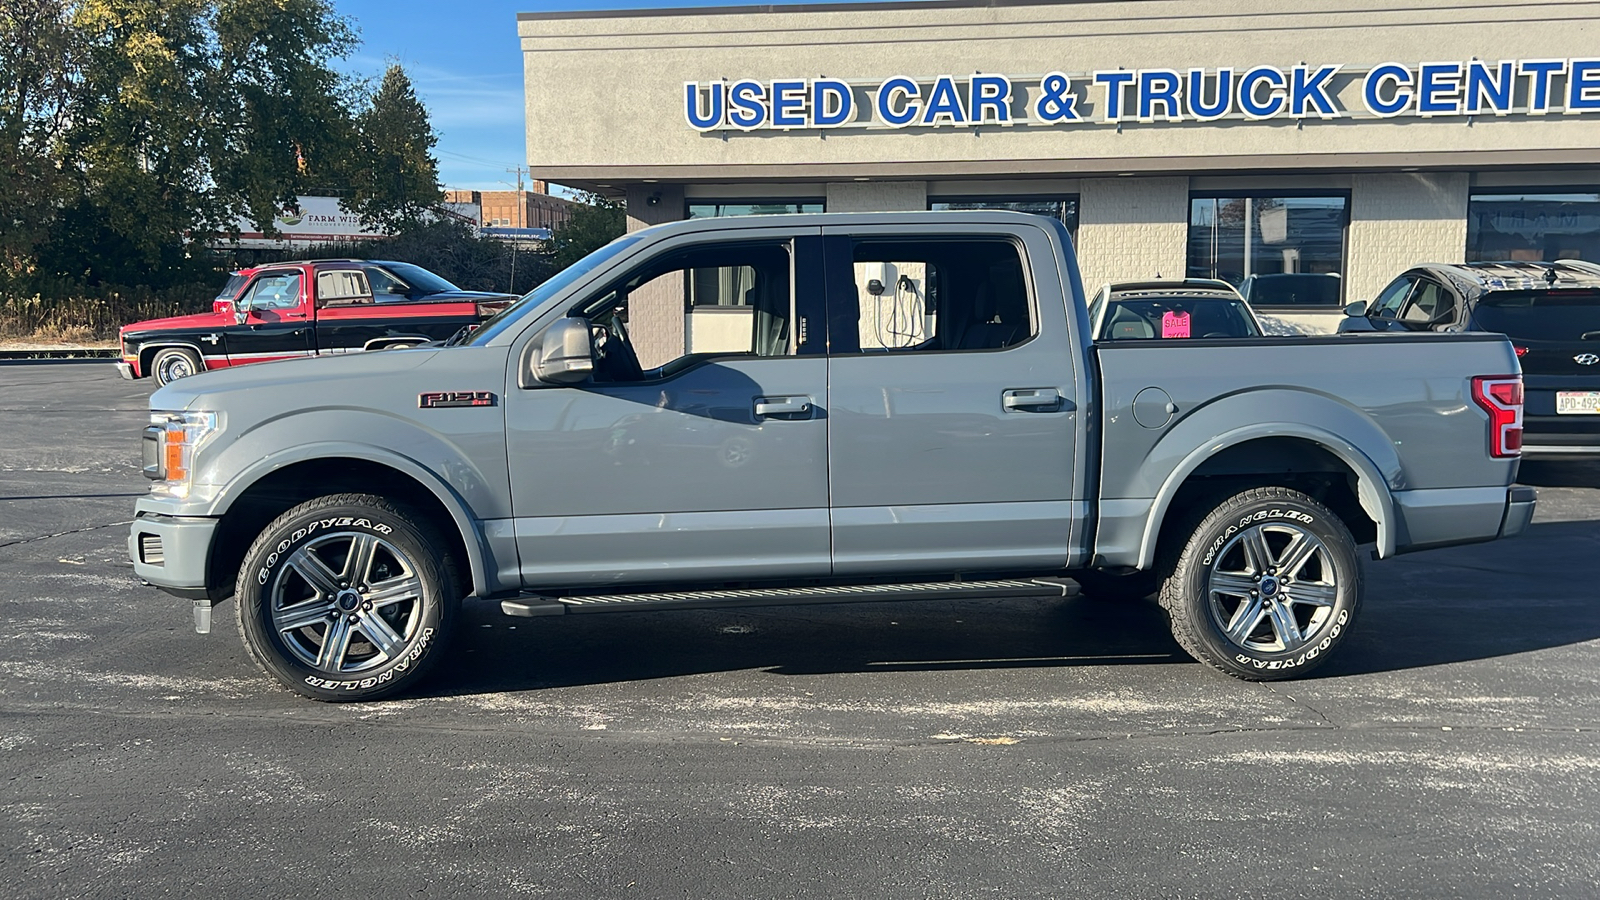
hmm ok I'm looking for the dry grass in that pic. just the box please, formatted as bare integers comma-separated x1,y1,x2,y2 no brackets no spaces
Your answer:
0,289,210,343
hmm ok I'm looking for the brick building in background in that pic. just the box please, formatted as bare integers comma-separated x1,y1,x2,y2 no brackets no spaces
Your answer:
445,184,576,231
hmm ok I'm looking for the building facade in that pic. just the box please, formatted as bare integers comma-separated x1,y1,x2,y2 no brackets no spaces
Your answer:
518,0,1600,330
444,186,575,231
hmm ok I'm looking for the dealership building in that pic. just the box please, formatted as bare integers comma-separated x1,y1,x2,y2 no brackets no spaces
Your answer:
518,0,1600,324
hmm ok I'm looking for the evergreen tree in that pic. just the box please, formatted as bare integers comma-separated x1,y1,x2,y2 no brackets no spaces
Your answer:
343,63,443,233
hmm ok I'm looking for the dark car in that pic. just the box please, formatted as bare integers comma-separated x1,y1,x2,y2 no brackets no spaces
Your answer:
1087,279,1263,341
1340,260,1600,457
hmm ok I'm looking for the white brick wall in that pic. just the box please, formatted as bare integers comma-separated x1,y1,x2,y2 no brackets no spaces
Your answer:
825,181,927,213
1345,173,1469,305
1075,177,1190,292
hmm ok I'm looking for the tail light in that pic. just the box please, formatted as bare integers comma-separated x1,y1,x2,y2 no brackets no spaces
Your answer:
1471,375,1523,458
1513,346,1529,358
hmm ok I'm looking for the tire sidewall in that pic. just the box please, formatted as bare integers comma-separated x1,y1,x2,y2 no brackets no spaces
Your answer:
1173,491,1362,679
236,500,453,701
152,348,200,386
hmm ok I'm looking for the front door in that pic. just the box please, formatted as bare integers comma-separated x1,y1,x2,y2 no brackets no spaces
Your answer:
820,225,1083,575
223,268,314,366
506,232,833,588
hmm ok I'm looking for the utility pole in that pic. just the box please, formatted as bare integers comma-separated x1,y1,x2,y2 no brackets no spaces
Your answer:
504,166,527,294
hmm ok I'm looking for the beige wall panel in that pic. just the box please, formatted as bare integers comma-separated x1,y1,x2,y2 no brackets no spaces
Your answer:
625,184,687,367
1346,172,1469,304
825,181,928,212
521,0,1600,179
1075,177,1191,289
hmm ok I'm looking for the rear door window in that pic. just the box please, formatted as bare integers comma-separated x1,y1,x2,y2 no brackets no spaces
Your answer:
1474,290,1600,341
316,270,373,305
1400,279,1453,326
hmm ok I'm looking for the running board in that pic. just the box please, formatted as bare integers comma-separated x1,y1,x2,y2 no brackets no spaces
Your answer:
500,578,1077,618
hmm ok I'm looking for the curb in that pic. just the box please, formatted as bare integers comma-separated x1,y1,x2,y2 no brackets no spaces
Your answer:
0,349,119,361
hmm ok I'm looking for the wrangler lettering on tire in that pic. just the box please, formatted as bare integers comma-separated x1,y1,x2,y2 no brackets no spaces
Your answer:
1160,486,1362,681
235,493,459,702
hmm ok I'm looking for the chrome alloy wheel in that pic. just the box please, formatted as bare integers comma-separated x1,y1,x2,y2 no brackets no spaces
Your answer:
1205,523,1338,654
268,531,426,675
156,353,196,382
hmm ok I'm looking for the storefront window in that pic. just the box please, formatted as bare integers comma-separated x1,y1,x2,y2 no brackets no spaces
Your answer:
1467,191,1600,263
929,197,1079,238
687,201,823,218
1187,194,1348,307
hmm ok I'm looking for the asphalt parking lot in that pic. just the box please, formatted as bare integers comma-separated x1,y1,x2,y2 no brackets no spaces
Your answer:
2,360,1598,899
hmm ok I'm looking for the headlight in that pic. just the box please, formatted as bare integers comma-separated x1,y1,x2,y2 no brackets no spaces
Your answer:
142,410,219,498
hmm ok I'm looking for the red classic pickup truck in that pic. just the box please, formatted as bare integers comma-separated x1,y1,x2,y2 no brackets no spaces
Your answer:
118,259,517,385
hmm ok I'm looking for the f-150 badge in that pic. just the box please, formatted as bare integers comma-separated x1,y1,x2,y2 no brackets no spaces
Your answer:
419,391,497,408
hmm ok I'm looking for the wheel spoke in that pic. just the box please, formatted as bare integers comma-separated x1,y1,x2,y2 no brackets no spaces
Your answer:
274,599,335,634
1240,528,1273,574
1224,595,1267,643
1209,572,1257,597
1288,581,1338,607
342,534,379,586
316,616,354,671
1276,533,1319,580
287,549,341,597
358,614,406,660
365,575,423,608
1264,599,1304,649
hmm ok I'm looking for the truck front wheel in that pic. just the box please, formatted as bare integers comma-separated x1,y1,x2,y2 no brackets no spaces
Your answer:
234,493,460,701
150,347,203,385
1160,487,1362,680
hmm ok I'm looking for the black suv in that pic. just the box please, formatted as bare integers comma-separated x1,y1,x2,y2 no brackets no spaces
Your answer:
1340,260,1600,457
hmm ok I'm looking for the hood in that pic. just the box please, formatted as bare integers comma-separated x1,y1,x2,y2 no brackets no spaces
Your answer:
121,310,228,334
409,289,520,304
150,343,437,411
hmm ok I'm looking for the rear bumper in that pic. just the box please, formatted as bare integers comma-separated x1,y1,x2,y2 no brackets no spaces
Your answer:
1391,485,1536,553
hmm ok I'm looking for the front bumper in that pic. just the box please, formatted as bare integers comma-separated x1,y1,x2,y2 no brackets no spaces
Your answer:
129,512,219,600
116,361,135,380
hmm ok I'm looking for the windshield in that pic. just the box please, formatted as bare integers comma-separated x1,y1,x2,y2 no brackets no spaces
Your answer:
1474,290,1600,342
214,273,248,301
1098,296,1261,340
469,234,645,346
379,262,459,294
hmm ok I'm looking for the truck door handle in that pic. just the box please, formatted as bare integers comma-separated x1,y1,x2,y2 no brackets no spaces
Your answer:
754,396,813,418
1002,388,1065,411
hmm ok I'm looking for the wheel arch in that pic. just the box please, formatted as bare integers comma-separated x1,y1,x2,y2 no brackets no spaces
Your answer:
1138,426,1398,570
206,447,493,601
139,341,209,377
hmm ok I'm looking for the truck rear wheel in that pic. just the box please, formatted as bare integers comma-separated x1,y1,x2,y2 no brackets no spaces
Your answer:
1159,486,1362,680
234,493,460,701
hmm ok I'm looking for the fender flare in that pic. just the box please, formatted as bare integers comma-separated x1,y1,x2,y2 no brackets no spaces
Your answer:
1137,422,1399,568
208,441,495,597
362,335,431,351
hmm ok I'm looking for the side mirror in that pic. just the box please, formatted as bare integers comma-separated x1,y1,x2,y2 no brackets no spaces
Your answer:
1343,301,1368,317
234,306,249,325
530,317,594,385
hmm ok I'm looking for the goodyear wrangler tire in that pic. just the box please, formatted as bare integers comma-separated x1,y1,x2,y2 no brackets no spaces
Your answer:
1159,486,1362,681
235,493,460,701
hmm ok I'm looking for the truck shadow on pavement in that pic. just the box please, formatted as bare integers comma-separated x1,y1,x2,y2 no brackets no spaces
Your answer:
427,517,1600,696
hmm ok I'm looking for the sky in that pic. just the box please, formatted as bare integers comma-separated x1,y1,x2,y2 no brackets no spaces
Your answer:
336,0,923,194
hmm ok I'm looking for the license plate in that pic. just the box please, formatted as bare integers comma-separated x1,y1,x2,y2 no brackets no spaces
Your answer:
1557,391,1600,414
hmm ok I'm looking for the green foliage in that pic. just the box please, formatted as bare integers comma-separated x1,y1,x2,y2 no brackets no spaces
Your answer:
341,64,443,232
547,192,626,271
3,0,361,296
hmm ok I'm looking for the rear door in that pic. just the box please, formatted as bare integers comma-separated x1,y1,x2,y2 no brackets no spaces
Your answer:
819,223,1083,575
222,268,314,365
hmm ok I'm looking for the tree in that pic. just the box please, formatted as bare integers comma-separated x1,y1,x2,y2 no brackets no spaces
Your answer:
342,63,442,233
0,0,81,281
21,0,359,290
547,193,625,271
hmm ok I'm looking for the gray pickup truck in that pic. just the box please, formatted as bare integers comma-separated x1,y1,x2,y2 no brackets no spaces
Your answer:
129,211,1536,701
